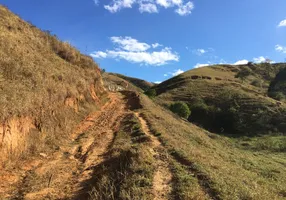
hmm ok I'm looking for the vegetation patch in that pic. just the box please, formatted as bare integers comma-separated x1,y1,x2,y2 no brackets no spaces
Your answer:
169,102,191,119
144,89,157,98
89,114,155,200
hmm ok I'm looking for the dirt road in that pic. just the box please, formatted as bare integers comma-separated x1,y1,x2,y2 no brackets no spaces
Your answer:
1,92,174,200
0,92,128,200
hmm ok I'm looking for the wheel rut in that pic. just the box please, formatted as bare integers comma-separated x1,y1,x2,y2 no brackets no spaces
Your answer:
135,112,173,200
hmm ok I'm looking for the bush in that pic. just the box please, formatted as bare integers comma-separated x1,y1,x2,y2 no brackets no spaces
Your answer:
269,92,285,101
170,102,191,119
101,68,106,74
251,79,263,88
144,89,156,98
235,67,253,80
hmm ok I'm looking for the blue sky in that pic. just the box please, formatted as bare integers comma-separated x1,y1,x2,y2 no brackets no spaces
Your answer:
2,0,286,83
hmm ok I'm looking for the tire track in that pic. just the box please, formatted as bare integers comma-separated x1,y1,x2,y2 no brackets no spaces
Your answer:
135,112,173,200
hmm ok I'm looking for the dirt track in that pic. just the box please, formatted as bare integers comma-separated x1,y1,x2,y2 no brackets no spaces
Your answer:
135,112,173,200
1,92,173,200
0,93,127,199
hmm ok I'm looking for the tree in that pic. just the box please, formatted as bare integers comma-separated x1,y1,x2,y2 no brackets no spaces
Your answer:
145,89,156,98
101,68,106,74
170,102,191,119
235,67,253,80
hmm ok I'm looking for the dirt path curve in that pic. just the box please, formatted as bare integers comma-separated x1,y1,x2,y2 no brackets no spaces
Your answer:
135,113,173,200
7,92,129,200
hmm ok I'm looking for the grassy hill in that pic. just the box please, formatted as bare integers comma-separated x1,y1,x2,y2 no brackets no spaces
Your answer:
139,93,286,200
110,73,154,91
0,5,105,163
153,63,286,136
102,73,144,92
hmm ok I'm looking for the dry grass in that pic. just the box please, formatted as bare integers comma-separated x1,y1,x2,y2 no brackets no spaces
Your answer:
0,5,105,164
103,73,143,92
89,113,155,200
110,73,154,91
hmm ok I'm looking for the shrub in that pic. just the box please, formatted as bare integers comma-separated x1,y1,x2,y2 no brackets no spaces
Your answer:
170,102,191,119
188,101,210,126
235,67,253,80
247,61,254,66
144,89,156,98
101,68,106,74
269,92,285,101
251,79,263,88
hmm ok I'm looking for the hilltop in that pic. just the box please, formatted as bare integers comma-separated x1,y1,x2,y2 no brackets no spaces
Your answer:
109,73,154,91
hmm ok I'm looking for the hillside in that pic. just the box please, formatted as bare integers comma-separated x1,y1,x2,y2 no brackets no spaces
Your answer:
102,72,143,92
154,63,286,135
109,73,154,91
0,5,105,170
269,67,286,99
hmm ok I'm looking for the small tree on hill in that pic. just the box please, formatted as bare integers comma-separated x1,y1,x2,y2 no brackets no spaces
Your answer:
100,68,106,74
235,67,253,80
145,89,156,98
170,102,191,119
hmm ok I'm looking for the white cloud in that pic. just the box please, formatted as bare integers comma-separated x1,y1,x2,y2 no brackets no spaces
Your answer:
105,48,178,65
104,0,135,13
152,43,161,48
93,0,99,5
104,0,193,15
154,81,162,84
233,59,248,65
156,0,169,8
194,63,210,68
156,0,181,8
91,36,179,66
175,1,194,16
172,69,184,76
193,48,207,56
90,51,107,58
275,44,286,53
172,0,183,6
253,57,274,63
164,69,184,77
253,56,266,63
139,3,158,13
278,19,286,27
111,36,150,52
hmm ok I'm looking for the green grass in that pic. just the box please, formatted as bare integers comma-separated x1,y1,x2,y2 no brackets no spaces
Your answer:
139,94,286,199
234,135,286,152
